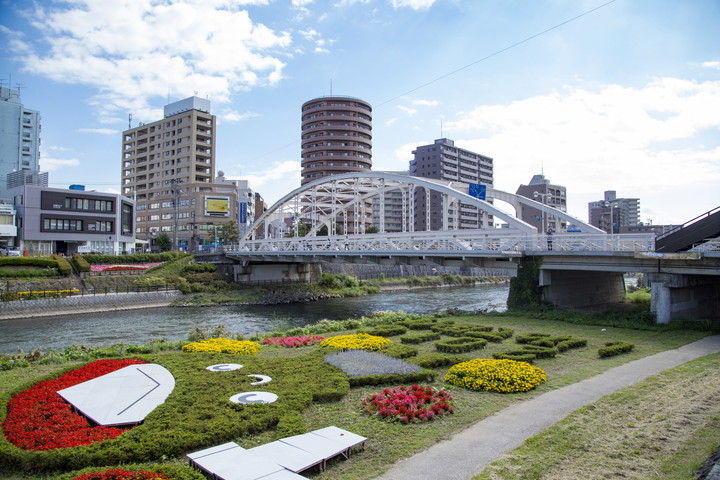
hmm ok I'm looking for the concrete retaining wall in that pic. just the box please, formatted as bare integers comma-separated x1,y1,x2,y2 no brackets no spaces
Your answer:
0,291,183,320
322,263,510,279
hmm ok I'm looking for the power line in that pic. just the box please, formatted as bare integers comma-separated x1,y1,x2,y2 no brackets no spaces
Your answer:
374,0,619,108
246,0,619,163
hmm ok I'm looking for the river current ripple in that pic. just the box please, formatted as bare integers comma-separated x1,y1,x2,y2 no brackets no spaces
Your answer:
0,284,509,354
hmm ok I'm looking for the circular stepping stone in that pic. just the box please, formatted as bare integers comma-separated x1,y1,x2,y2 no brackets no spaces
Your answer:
206,364,243,372
248,374,272,385
229,392,278,404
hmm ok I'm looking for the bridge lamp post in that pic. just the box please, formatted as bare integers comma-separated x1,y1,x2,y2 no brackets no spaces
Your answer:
533,191,551,233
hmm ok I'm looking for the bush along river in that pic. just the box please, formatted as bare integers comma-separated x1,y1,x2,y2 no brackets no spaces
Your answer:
0,283,509,354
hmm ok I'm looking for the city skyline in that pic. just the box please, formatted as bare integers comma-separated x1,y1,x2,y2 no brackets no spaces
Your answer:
1,0,718,226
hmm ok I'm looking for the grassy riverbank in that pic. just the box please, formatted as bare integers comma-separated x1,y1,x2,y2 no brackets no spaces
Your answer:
0,309,716,480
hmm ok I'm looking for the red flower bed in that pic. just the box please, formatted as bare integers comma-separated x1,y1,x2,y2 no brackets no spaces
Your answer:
361,384,454,423
262,335,325,347
73,468,169,480
3,358,147,450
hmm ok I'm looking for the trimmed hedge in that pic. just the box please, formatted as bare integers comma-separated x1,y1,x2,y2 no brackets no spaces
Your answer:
0,350,349,474
80,253,180,265
492,352,538,363
181,263,217,274
52,255,72,276
360,325,408,337
599,341,635,357
72,254,91,273
382,343,419,359
409,353,471,368
435,337,488,353
0,257,57,268
399,332,441,345
397,317,447,330
515,333,551,344
347,369,436,387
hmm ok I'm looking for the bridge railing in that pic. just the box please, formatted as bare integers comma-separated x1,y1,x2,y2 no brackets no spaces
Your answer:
225,232,656,255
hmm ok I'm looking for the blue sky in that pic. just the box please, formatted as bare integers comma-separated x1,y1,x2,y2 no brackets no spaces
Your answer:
1,0,718,226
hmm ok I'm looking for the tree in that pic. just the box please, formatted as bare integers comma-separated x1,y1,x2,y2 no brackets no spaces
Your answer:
155,232,173,252
219,220,240,244
365,226,380,234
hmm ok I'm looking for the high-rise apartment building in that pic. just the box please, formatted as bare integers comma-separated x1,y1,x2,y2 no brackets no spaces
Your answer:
409,138,493,231
300,96,372,185
516,174,567,232
121,96,241,250
588,190,640,234
0,87,41,189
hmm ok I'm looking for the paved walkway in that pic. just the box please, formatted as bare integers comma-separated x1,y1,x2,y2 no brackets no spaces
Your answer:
374,335,720,480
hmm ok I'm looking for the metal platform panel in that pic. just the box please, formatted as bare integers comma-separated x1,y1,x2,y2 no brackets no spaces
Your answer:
57,363,175,426
312,426,367,451
187,442,305,480
249,440,323,473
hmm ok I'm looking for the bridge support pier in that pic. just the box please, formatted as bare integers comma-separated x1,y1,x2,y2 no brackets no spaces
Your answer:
647,273,720,324
540,270,626,310
233,263,322,284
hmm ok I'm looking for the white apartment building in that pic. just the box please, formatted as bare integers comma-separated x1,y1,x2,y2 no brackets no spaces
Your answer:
0,87,41,189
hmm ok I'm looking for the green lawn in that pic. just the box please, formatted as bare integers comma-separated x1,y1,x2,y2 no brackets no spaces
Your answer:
0,312,713,480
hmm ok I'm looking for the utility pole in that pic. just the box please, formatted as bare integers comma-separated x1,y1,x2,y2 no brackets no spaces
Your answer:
171,179,182,250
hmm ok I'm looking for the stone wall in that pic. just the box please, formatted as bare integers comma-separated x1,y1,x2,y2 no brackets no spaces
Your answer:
0,291,182,320
321,263,510,279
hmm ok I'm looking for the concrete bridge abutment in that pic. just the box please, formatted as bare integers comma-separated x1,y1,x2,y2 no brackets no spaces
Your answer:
647,273,720,324
231,262,322,284
539,269,627,310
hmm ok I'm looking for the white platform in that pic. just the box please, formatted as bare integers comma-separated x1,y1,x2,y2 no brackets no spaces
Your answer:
249,440,323,473
187,442,306,480
57,363,175,426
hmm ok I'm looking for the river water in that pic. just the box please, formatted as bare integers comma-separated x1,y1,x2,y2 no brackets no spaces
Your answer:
0,284,509,354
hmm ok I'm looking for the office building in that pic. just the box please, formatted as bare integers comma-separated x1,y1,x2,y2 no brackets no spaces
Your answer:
409,138,493,231
6,184,134,256
516,174,567,232
588,190,641,234
0,87,41,190
121,96,245,250
300,96,372,185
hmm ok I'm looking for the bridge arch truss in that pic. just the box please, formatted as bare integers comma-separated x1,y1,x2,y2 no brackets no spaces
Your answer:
243,172,602,240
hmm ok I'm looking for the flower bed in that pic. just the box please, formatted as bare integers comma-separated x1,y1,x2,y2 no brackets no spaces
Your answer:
72,468,169,480
262,335,325,347
320,333,391,351
444,358,547,393
182,338,261,355
90,263,163,273
361,384,454,423
324,350,421,377
3,358,146,450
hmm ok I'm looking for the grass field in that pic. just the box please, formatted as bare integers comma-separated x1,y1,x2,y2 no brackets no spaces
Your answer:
0,312,715,480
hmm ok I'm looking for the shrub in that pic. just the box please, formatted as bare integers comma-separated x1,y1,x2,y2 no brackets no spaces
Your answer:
361,384,454,423
382,343,419,359
400,332,441,345
181,263,217,274
515,333,551,344
409,353,471,368
491,352,538,363
432,323,494,336
556,337,588,352
445,359,547,393
182,338,260,355
360,325,408,337
318,273,359,289
275,411,307,439
320,333,391,351
435,337,488,353
52,255,73,276
324,350,421,377
598,341,635,357
73,254,91,272
398,318,439,330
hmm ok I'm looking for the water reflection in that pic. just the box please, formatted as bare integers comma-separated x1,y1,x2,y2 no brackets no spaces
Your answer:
0,284,508,353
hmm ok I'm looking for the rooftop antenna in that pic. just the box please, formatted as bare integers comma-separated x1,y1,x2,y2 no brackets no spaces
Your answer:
330,78,333,96
128,113,132,129
15,82,25,95
541,158,544,176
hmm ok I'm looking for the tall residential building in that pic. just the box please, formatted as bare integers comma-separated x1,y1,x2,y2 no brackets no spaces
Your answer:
0,87,41,189
588,190,640,234
300,96,372,184
122,96,241,250
409,138,493,231
516,174,567,232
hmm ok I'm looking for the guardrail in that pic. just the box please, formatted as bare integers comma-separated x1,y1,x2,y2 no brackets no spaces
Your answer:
225,233,656,255
1,284,176,300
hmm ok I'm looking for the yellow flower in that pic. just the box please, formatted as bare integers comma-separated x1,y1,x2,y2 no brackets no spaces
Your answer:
320,333,391,351
445,359,546,393
182,338,261,355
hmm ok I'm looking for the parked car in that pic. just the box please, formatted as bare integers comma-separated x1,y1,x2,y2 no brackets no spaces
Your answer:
0,247,7,256
7,247,22,257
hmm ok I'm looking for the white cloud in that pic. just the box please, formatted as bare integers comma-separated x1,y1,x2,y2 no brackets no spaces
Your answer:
397,105,418,115
41,156,81,171
219,110,258,123
702,61,720,70
412,99,439,106
445,78,720,224
386,117,397,126
8,0,292,123
390,0,437,10
298,28,333,54
77,128,117,135
241,160,302,203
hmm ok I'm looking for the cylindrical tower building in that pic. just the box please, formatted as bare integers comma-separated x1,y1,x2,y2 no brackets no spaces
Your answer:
300,96,372,185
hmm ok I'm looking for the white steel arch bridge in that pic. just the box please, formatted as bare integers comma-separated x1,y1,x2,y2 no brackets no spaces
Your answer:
243,171,603,240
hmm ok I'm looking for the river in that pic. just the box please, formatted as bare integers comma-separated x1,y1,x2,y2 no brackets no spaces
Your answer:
0,284,509,354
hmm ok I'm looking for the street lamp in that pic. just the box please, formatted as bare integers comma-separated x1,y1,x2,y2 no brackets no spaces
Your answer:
601,199,620,234
533,191,551,233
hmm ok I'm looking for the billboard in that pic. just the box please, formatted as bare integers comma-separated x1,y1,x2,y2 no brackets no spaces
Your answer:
205,196,230,217
239,202,247,224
